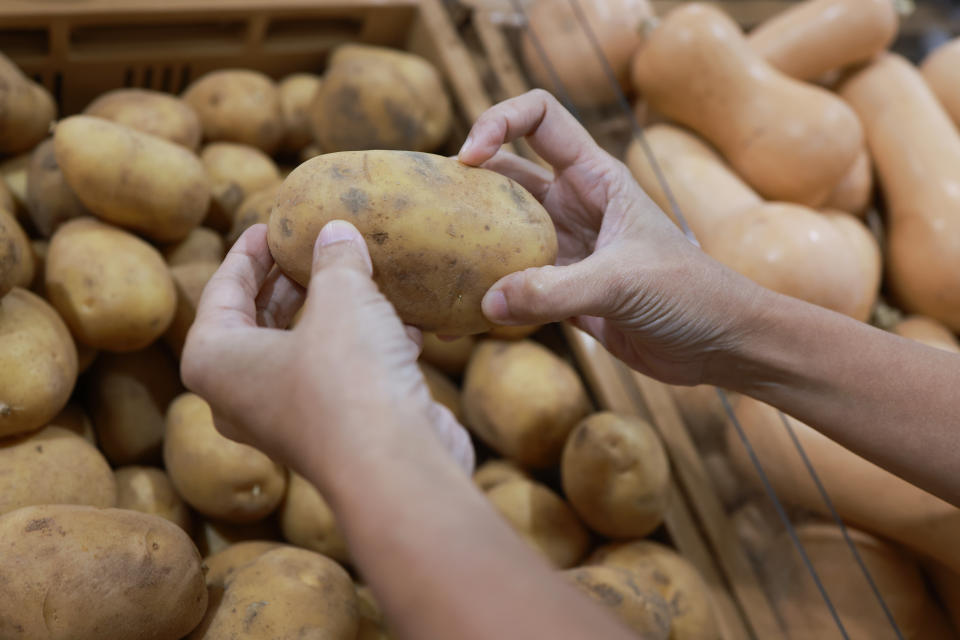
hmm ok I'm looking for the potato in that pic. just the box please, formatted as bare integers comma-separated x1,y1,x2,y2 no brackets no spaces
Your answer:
84,88,202,149
463,339,591,468
76,342,98,373
268,151,557,334
278,472,350,564
590,541,720,639
25,138,87,237
563,566,672,639
54,116,210,241
561,412,670,539
420,362,463,421
46,218,177,351
47,402,96,445
0,505,207,640
0,52,56,154
300,142,324,162
310,45,452,152
486,478,589,568
0,288,77,438
204,540,285,586
0,173,14,212
473,458,529,492
115,465,192,532
487,323,543,340
420,332,476,375
356,585,391,640
227,183,281,246
0,426,116,517
162,226,226,266
0,152,30,212
195,517,283,557
165,261,219,358
182,69,284,154
0,207,34,297
84,343,183,465
279,73,322,151
201,141,281,231
164,393,287,523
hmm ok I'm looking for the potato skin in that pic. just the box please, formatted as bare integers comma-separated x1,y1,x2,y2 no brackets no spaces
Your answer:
162,226,225,266
194,518,283,557
563,566,672,639
84,88,202,150
182,70,284,154
164,261,219,358
561,412,670,538
164,393,287,523
0,505,207,640
189,546,358,640
0,288,77,438
279,73,323,151
54,116,210,241
46,218,177,351
0,426,116,517
0,53,56,154
420,332,476,375
201,142,280,231
311,45,452,152
420,362,463,422
268,151,557,334
227,183,281,245
48,402,96,445
203,540,285,586
473,458,529,492
278,472,350,564
26,138,87,237
0,207,34,297
115,466,192,532
463,339,592,468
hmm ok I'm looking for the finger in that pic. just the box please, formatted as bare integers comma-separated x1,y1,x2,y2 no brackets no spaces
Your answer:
426,402,476,474
194,224,274,329
300,220,381,322
256,266,306,329
458,89,599,172
478,149,554,202
312,220,373,277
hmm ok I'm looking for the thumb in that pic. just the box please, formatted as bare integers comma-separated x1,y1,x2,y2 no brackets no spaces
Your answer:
481,254,621,325
311,220,373,278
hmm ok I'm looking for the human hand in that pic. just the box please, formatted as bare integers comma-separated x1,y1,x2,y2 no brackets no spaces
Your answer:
180,222,474,483
459,89,767,386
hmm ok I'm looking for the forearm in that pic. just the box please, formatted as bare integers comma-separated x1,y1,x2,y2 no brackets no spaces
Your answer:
710,289,960,505
304,418,634,640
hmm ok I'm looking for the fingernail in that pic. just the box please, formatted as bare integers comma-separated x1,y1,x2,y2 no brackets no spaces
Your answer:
318,219,360,246
482,288,509,322
458,134,474,160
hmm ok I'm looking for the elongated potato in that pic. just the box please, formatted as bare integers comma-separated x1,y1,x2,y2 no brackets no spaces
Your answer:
278,472,349,564
115,465,192,532
0,288,77,438
162,226,225,266
54,116,210,241
0,52,56,154
310,45,452,152
25,138,87,237
227,182,281,245
164,393,287,523
201,142,280,231
279,73,323,152
182,69,284,154
46,218,177,351
0,505,207,640
164,261,219,358
268,151,557,335
0,426,116,517
84,88,202,149
0,207,34,297
563,566,672,639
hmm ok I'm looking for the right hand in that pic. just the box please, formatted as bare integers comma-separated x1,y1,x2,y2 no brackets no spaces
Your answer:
459,89,766,386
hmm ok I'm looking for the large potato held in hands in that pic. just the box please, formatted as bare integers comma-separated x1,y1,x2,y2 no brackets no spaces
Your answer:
268,151,558,335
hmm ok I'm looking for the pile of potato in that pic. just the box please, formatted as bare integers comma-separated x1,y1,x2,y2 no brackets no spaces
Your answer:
0,35,717,639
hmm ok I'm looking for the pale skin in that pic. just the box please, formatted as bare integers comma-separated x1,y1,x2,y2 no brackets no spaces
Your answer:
182,89,960,639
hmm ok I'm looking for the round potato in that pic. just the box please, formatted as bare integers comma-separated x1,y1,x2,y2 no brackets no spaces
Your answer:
189,546,358,640
0,426,116,517
486,478,589,569
47,402,96,445
590,541,720,640
162,226,225,267
0,52,56,154
204,540,285,586
0,505,207,640
310,44,451,152
278,472,350,564
563,566,672,639
463,339,592,468
164,261,219,358
0,288,77,438
182,69,284,154
201,142,281,231
473,458,529,492
268,151,557,335
46,218,177,351
84,88,202,149
0,207,34,297
561,412,670,539
54,116,210,241
279,72,322,151
25,138,87,237
227,182,281,245
420,332,476,375
84,343,183,465
164,393,287,523
195,517,283,557
115,465,192,532
420,362,463,422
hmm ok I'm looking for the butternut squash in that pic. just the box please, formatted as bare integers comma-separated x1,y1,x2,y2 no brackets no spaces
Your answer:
625,124,761,241
747,0,898,82
632,4,863,206
703,203,880,322
521,0,653,109
726,397,960,573
921,37,960,129
840,53,960,330
892,316,960,354
822,148,872,217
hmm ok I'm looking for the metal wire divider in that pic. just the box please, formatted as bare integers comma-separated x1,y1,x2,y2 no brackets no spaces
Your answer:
501,0,907,637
